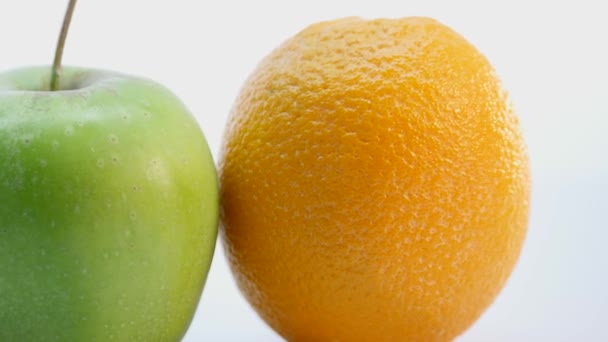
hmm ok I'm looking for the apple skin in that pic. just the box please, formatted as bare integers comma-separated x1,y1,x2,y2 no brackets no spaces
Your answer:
0,66,218,341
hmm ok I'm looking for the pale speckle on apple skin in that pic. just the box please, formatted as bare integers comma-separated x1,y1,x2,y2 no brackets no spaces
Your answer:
140,100,152,108
64,126,74,136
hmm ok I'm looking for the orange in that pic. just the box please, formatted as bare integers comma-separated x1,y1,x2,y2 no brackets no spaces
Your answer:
219,17,530,341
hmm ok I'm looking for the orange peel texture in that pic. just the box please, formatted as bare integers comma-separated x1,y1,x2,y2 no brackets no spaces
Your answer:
220,17,530,342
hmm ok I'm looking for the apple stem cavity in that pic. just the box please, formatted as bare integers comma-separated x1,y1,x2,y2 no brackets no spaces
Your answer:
50,0,78,91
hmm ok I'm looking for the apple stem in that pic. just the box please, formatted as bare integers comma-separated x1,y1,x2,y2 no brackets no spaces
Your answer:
50,0,78,91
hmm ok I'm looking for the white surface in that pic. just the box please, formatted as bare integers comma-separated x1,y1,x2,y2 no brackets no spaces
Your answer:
1,1,607,341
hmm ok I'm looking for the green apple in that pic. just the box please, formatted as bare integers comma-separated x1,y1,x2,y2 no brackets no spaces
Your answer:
0,66,218,341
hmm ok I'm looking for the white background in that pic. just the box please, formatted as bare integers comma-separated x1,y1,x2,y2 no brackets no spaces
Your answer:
1,1,607,341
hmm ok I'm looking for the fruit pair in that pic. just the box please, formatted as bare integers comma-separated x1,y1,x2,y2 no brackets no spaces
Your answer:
1,2,529,341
